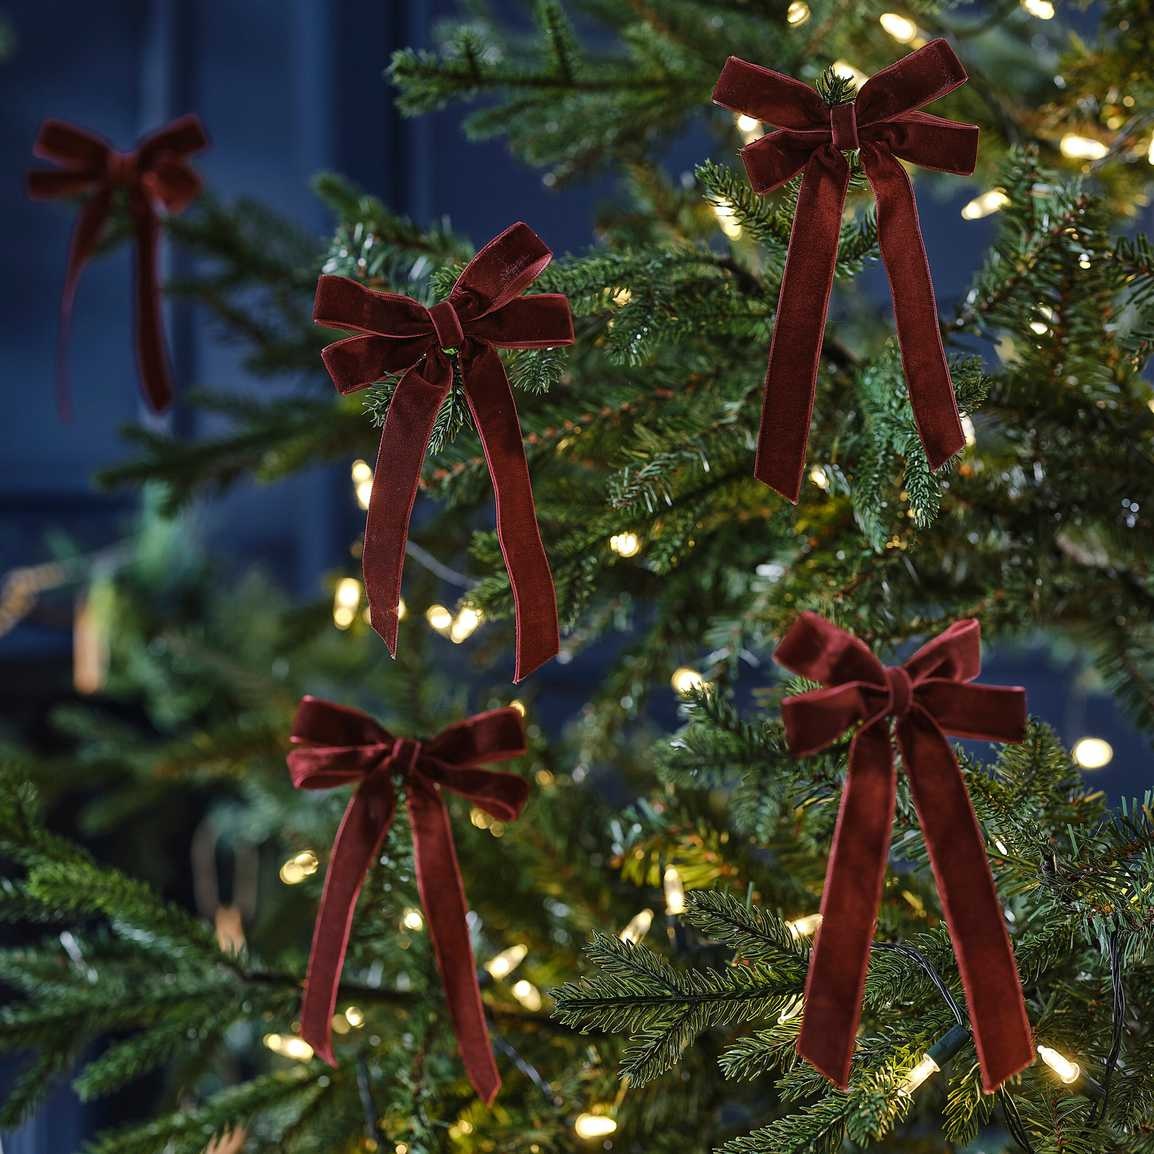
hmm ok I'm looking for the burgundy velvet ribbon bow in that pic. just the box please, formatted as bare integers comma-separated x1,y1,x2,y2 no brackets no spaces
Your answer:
288,695,529,1102
712,40,978,502
314,222,574,682
775,613,1033,1092
28,115,208,417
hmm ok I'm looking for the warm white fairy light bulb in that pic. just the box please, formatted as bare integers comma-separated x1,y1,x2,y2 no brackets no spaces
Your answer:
279,850,319,885
663,865,687,915
787,913,823,938
1060,134,1109,161
879,12,919,42
401,907,425,932
426,604,453,633
619,908,654,945
961,189,1011,221
1072,736,1113,769
671,667,705,695
832,60,869,89
574,1114,618,1140
332,577,362,629
263,1033,314,1061
512,979,544,1011
610,531,641,557
786,0,811,24
712,201,743,240
485,943,528,980
450,606,482,643
1021,0,1055,17
1038,1044,1081,1084
351,459,374,510
736,114,760,134
900,1053,941,1094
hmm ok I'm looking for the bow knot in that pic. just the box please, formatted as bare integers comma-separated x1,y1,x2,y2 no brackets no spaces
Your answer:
314,222,575,682
829,101,860,151
387,736,425,778
28,115,208,417
884,664,913,718
427,298,465,351
105,149,138,187
712,40,978,501
287,696,529,1103
775,613,1033,1093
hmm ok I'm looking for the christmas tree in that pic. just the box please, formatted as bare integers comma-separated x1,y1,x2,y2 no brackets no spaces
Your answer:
5,1,1154,1152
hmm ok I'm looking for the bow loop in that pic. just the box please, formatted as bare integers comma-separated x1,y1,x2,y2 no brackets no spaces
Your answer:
856,37,970,127
775,614,1033,1093
710,43,974,501
288,697,529,1102
452,220,554,320
315,223,573,681
775,611,887,687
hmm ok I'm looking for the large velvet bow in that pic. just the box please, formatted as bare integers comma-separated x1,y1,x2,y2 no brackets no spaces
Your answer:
776,613,1033,1092
713,40,978,501
314,222,574,682
287,695,530,1103
28,116,208,417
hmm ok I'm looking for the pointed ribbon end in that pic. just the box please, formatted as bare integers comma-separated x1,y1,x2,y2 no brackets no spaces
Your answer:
472,1068,502,1107
370,607,400,658
797,1034,852,1091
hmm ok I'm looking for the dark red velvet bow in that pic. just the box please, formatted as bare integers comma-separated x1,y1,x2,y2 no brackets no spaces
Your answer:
713,41,978,502
775,613,1033,1092
288,695,529,1102
314,222,574,682
27,116,208,417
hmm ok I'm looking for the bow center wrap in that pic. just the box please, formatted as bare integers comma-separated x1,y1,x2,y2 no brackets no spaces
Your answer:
427,299,466,351
711,40,979,502
829,101,860,151
27,114,208,418
106,150,138,187
386,736,424,778
313,222,575,683
287,696,530,1104
775,613,1034,1092
885,664,913,718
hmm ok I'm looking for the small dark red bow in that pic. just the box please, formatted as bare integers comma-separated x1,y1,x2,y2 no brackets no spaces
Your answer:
314,222,574,682
28,116,208,418
776,613,1033,1092
287,695,529,1103
713,40,978,502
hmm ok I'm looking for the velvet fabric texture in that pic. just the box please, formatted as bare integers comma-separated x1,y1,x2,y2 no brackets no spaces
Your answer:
287,695,529,1103
27,116,208,417
712,40,978,502
314,222,574,682
775,613,1034,1092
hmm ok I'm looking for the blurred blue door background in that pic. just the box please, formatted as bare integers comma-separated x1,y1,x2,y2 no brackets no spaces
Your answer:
0,0,1147,1146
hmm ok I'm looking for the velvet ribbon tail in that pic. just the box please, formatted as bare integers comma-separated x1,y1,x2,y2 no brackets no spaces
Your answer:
299,773,398,1065
408,775,501,1103
755,150,850,502
131,197,174,414
797,722,896,1087
462,342,559,682
861,145,964,468
362,367,452,654
54,187,114,420
898,710,1034,1090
